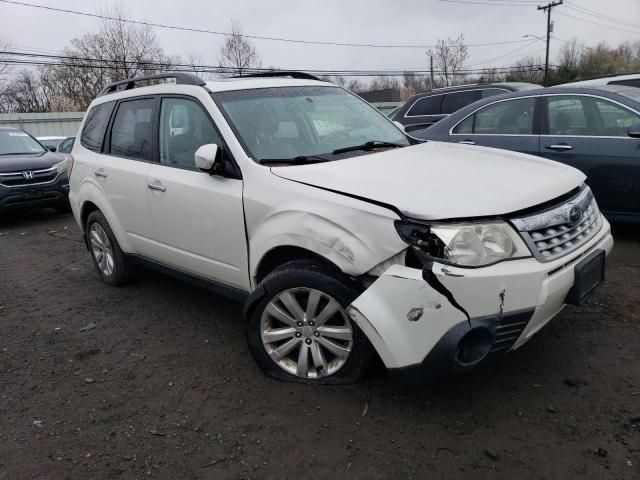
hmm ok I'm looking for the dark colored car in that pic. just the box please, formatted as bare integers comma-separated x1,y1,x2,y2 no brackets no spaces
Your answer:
0,127,71,212
390,82,541,134
414,85,640,222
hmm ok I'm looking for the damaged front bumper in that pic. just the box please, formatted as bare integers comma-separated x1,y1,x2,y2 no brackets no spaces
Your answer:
346,220,613,385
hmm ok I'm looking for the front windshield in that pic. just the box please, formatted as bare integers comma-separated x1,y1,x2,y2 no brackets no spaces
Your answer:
213,86,409,163
39,138,63,150
0,130,46,155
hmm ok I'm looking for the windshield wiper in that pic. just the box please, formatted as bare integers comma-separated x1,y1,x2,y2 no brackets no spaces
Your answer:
332,140,405,155
259,155,330,166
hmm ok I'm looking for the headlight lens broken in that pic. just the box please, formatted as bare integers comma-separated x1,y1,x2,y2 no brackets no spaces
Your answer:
396,220,531,267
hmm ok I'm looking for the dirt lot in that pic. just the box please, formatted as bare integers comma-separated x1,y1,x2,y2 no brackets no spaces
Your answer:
0,210,639,480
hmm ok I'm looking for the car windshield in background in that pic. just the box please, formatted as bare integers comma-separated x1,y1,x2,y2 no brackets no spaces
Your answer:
618,89,640,104
38,138,65,150
213,86,409,163
0,130,46,156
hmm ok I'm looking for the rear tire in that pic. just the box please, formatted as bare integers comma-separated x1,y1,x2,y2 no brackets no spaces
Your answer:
86,210,132,286
246,261,374,384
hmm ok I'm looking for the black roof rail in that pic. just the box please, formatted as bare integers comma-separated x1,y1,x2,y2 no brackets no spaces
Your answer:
98,72,206,97
231,71,324,82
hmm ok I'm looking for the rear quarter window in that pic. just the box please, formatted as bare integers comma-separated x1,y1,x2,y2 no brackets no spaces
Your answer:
81,101,115,152
406,95,442,116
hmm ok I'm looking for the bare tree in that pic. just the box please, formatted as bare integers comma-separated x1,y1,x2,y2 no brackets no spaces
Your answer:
506,55,545,84
44,3,174,110
557,39,582,71
1,68,56,113
477,68,505,84
429,35,469,87
368,75,400,91
218,20,261,76
401,72,431,99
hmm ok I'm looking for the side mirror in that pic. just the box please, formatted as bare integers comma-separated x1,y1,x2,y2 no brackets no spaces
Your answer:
393,121,406,132
194,144,219,173
628,122,640,138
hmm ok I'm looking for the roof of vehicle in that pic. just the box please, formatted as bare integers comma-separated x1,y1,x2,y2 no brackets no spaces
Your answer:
558,72,640,87
0,126,22,132
37,135,68,140
88,73,332,107
409,82,540,97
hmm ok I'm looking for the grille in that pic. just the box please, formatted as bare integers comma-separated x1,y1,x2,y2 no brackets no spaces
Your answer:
0,167,59,187
511,187,603,262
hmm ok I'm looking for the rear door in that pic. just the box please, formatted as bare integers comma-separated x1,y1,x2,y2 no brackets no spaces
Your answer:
145,95,249,290
449,96,541,157
96,97,156,254
541,94,640,213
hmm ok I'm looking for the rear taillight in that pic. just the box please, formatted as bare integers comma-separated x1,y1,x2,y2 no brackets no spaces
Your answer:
66,155,74,177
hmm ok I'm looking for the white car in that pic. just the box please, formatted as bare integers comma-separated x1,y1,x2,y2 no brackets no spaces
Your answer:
67,72,613,385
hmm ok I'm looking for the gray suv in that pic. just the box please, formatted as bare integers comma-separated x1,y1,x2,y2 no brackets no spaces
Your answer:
390,82,541,134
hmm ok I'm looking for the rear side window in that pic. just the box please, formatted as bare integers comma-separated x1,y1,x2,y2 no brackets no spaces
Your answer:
406,95,442,116
109,98,154,161
441,90,482,115
453,97,536,135
80,101,115,152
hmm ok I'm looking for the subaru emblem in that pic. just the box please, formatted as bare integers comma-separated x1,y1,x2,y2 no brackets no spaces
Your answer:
568,206,583,225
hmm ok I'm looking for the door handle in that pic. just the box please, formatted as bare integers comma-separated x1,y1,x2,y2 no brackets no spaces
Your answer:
94,169,107,178
458,140,476,145
147,182,166,192
545,144,573,151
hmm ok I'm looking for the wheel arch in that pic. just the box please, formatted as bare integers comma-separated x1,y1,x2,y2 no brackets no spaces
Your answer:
254,245,339,285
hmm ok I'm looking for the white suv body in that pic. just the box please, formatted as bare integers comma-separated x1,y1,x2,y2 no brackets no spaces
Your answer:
68,73,613,384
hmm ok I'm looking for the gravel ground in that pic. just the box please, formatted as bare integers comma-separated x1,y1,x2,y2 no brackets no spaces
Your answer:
1,209,639,480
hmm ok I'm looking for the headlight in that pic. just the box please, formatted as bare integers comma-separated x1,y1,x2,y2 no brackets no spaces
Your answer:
395,220,531,267
54,158,68,175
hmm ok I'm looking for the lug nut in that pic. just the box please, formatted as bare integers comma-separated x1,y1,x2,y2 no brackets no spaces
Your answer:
297,321,303,327
295,332,302,338
314,331,320,337
305,338,312,345
309,321,315,326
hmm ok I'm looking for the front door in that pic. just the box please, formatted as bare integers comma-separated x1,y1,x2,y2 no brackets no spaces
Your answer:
541,94,640,214
146,96,249,290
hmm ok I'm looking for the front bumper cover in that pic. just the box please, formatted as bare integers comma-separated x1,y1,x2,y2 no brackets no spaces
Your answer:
346,220,613,384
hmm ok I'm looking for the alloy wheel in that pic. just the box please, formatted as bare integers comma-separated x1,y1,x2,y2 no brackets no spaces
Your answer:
260,287,354,379
89,223,115,276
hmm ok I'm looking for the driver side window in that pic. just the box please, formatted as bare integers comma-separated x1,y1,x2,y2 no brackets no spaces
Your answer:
159,97,223,169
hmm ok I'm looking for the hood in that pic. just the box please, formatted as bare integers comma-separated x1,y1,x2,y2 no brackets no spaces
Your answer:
271,142,585,220
0,151,64,173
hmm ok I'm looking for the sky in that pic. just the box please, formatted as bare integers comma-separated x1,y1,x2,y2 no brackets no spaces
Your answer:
1,0,639,77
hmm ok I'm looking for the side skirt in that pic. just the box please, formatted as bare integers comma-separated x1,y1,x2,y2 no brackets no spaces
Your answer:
125,254,250,303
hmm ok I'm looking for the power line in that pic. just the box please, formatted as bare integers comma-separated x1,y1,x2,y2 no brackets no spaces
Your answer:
437,0,539,6
555,10,640,35
468,39,538,67
0,55,552,76
563,1,640,30
0,0,536,49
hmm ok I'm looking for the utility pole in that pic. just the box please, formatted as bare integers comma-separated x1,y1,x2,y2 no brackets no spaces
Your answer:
538,0,562,87
430,55,435,89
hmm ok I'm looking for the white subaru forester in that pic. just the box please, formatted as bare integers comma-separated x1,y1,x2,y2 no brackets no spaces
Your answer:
68,72,613,385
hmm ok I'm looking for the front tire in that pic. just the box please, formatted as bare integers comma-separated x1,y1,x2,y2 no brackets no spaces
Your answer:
246,262,373,384
86,210,132,286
